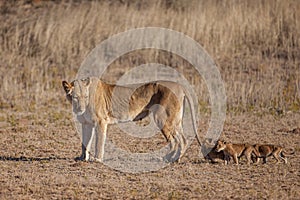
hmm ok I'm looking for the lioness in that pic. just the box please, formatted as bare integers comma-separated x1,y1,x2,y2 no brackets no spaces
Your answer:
62,77,201,162
253,144,294,164
216,140,258,165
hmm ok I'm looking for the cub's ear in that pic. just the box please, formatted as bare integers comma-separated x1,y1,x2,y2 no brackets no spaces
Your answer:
62,81,73,95
81,77,90,86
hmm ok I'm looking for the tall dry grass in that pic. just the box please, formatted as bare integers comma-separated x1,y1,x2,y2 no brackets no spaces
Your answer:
0,0,299,113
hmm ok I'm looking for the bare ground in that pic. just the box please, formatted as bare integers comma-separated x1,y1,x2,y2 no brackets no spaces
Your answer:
0,109,299,199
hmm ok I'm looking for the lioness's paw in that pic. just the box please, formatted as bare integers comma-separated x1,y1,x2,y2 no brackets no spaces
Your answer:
75,155,85,161
94,158,103,163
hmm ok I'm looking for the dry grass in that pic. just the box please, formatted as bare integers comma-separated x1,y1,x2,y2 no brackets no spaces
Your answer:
0,0,299,113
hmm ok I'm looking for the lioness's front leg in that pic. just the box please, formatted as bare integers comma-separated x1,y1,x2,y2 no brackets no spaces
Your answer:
79,123,95,161
75,143,86,161
94,122,108,162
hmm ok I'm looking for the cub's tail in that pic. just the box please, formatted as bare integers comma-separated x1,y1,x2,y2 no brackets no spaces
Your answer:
282,148,295,156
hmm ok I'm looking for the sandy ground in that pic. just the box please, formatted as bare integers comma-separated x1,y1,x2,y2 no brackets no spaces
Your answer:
0,108,299,199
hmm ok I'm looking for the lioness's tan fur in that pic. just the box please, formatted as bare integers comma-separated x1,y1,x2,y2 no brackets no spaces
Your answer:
216,140,258,165
62,77,201,162
253,144,294,164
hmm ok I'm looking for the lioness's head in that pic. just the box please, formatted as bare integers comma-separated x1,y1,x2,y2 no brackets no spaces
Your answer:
216,140,227,152
62,77,91,115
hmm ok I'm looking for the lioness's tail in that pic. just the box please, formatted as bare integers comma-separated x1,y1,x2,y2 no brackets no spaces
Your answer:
184,94,202,147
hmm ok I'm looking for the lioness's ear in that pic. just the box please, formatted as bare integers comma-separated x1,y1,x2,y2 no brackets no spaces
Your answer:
81,77,90,86
62,81,73,95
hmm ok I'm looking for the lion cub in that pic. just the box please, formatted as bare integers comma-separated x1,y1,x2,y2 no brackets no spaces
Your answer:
253,144,294,164
202,139,226,163
216,140,258,165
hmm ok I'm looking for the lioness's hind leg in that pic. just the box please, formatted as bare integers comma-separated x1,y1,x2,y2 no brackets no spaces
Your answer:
153,106,183,162
160,126,177,162
169,133,185,163
171,135,182,162
166,126,187,162
167,133,177,155
163,135,179,162
152,105,167,133
176,126,188,162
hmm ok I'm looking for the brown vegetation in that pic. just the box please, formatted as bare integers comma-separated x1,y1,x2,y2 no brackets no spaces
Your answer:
0,0,299,112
